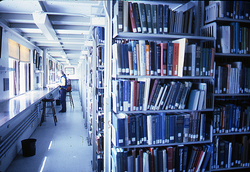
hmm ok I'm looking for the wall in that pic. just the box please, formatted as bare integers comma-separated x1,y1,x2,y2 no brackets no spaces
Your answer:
0,22,43,103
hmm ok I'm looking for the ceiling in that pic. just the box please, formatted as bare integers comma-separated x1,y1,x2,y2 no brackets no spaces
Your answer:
0,0,105,65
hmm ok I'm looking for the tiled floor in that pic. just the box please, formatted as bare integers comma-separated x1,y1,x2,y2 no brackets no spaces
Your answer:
6,91,93,172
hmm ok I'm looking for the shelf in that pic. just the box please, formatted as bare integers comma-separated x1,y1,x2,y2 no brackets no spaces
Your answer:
113,32,215,41
116,109,214,114
214,131,250,136
211,166,250,171
215,53,250,57
214,94,250,97
114,140,212,149
114,75,214,80
205,17,250,25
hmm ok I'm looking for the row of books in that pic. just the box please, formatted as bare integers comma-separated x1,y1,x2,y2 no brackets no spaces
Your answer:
114,1,195,34
111,144,212,172
113,39,215,77
213,103,250,134
209,1,250,20
214,62,250,94
112,79,209,113
217,23,250,54
112,112,211,147
212,136,250,169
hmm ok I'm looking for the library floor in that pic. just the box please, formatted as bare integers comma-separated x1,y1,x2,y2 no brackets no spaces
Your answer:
6,91,93,172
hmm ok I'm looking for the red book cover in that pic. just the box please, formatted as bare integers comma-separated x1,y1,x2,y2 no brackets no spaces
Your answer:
149,148,155,172
129,2,137,33
167,147,173,171
160,43,167,76
145,43,151,76
173,43,179,76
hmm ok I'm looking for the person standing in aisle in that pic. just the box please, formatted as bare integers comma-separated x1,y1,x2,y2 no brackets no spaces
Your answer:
58,70,67,112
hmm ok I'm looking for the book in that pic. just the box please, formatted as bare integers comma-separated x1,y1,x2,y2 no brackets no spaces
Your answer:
145,4,152,34
157,4,163,34
133,3,142,33
188,89,200,110
160,43,167,76
172,38,186,77
112,113,127,146
138,3,147,33
185,44,196,77
129,2,137,33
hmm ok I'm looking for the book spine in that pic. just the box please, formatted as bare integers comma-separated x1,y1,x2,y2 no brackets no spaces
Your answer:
160,43,167,76
163,5,169,34
129,2,137,33
173,43,179,76
145,42,151,76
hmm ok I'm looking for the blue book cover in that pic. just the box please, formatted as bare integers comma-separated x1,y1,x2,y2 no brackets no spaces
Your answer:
183,146,189,172
120,43,126,75
123,80,129,111
232,104,236,132
157,149,163,172
159,113,166,144
130,115,136,145
118,80,124,111
157,4,163,34
136,115,141,145
128,81,131,111
113,113,126,146
155,114,160,144
169,115,176,143
124,150,128,172
149,41,156,75
235,22,239,54
139,114,144,145
163,5,169,34
142,115,147,144
138,81,145,111
124,43,129,75
176,115,184,143
165,115,170,143
201,144,213,172
133,3,142,33
127,156,133,172
158,114,162,144
131,40,138,75
152,115,156,144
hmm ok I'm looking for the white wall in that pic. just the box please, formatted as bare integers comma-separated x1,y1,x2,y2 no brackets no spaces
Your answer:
0,22,43,103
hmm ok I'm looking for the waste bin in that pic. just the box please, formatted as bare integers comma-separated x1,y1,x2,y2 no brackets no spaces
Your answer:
21,138,37,157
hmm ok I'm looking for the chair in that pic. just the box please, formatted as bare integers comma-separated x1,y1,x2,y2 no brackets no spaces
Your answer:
40,98,57,126
66,86,74,107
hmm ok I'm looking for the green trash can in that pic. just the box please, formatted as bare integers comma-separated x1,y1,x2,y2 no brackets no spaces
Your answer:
21,138,37,157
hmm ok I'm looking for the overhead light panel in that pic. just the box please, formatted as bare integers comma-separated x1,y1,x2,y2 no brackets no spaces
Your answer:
33,11,58,41
91,17,105,26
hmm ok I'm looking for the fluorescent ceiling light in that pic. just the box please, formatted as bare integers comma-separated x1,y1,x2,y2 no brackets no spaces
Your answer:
32,11,58,41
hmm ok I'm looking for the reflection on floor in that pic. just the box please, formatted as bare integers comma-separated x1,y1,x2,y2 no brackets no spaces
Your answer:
6,91,93,172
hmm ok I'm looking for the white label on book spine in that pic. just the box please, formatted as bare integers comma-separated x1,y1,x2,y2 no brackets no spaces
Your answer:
119,139,123,143
148,28,152,33
138,27,141,32
150,71,154,75
124,26,128,31
119,25,122,29
222,129,224,133
165,139,169,143
184,133,188,137
144,137,147,141
122,69,126,73
134,71,138,76
132,137,135,142
153,28,157,34
160,28,162,32
118,69,121,73
133,28,137,33
178,133,181,137
126,68,129,74
231,127,234,132
170,136,174,141
157,69,161,73
143,27,147,32
164,28,168,33
174,71,177,75
163,70,166,74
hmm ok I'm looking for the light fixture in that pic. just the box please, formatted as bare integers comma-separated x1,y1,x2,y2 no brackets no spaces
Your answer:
91,17,105,26
33,11,58,41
